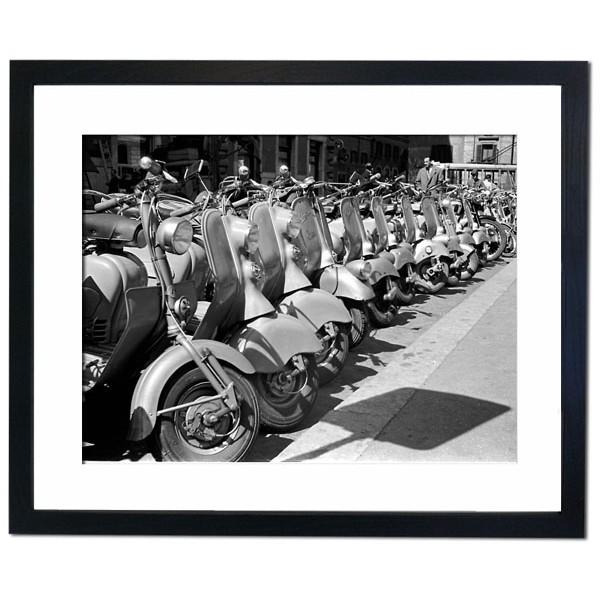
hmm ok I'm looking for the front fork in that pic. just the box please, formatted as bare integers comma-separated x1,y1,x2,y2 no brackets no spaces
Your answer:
425,256,445,278
158,324,240,418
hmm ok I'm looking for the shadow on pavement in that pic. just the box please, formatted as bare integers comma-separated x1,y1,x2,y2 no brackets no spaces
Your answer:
279,387,511,461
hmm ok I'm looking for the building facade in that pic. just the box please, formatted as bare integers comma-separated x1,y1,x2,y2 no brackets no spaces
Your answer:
83,134,516,195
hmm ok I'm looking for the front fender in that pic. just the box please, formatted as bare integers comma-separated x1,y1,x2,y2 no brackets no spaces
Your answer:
228,313,322,374
363,256,400,284
389,246,416,271
127,339,255,441
472,230,490,246
414,239,451,264
278,287,352,330
458,232,475,247
317,265,375,301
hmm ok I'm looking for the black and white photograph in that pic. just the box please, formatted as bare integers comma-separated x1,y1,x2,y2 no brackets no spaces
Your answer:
82,134,518,464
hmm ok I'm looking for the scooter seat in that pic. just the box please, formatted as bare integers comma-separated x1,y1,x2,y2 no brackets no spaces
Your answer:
83,212,145,247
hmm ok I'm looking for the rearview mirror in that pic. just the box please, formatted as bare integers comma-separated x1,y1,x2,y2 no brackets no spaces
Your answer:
184,159,207,181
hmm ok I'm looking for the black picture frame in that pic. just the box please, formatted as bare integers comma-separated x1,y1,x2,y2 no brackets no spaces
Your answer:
9,60,588,537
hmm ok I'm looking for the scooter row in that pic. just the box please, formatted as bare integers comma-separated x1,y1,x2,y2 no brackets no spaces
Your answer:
82,158,514,462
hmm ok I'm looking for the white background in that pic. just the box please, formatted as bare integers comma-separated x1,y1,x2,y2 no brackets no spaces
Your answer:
1,1,598,599
34,84,560,512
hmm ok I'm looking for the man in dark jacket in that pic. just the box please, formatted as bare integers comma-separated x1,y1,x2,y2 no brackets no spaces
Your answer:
414,157,444,193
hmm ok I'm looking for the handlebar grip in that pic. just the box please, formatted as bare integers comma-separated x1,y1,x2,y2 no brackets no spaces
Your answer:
170,204,198,218
231,198,249,208
94,197,121,212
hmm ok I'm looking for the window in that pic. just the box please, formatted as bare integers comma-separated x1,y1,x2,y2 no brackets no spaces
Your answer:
309,140,322,179
476,143,498,163
430,144,453,163
278,136,294,169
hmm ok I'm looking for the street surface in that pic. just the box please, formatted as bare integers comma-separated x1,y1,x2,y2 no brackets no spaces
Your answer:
83,257,516,463
248,257,517,462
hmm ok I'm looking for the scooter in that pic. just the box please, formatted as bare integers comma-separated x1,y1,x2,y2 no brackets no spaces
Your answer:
327,190,405,327
435,188,480,281
288,178,375,348
124,160,325,433
395,185,452,294
363,190,417,305
248,192,353,385
454,186,492,265
189,206,323,432
83,164,261,462
468,190,508,261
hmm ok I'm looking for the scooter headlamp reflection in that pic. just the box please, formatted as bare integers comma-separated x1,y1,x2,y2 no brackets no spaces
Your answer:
156,217,193,255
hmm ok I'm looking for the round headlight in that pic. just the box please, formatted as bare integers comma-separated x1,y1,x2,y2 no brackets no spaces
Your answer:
156,217,193,255
426,245,432,254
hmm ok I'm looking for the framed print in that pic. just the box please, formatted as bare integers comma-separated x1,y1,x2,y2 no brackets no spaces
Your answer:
9,61,588,537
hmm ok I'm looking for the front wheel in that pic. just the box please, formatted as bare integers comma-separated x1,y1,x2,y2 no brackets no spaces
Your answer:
396,264,416,305
416,258,449,294
500,224,517,257
315,323,350,384
367,276,400,327
346,302,370,348
253,354,319,432
480,218,507,261
459,251,480,280
155,366,260,462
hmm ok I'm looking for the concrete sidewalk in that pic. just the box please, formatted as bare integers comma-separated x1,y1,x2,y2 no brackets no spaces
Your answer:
274,259,517,462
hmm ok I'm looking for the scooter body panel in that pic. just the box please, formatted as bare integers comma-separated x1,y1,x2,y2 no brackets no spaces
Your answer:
472,230,490,246
278,287,352,331
413,239,451,265
354,256,400,285
389,245,416,271
127,339,256,441
317,264,375,301
228,313,322,374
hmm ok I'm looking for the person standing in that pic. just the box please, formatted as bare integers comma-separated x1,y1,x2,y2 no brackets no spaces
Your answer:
414,157,444,193
272,164,299,188
467,168,483,189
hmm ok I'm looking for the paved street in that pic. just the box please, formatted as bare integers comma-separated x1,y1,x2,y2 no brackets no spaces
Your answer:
247,257,516,462
83,257,516,463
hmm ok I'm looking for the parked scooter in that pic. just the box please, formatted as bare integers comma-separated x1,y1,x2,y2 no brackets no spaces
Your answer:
288,178,376,348
363,190,417,305
83,162,261,462
132,160,325,432
395,185,452,293
248,191,353,385
469,190,508,261
190,206,323,432
327,188,405,327
454,186,492,265
435,188,480,281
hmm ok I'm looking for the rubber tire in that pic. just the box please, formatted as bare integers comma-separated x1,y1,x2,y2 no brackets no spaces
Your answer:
500,224,517,257
346,302,370,348
253,355,319,432
155,366,260,463
475,243,489,267
416,259,448,294
459,251,480,280
367,276,400,327
479,218,507,261
396,264,416,306
316,324,350,385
